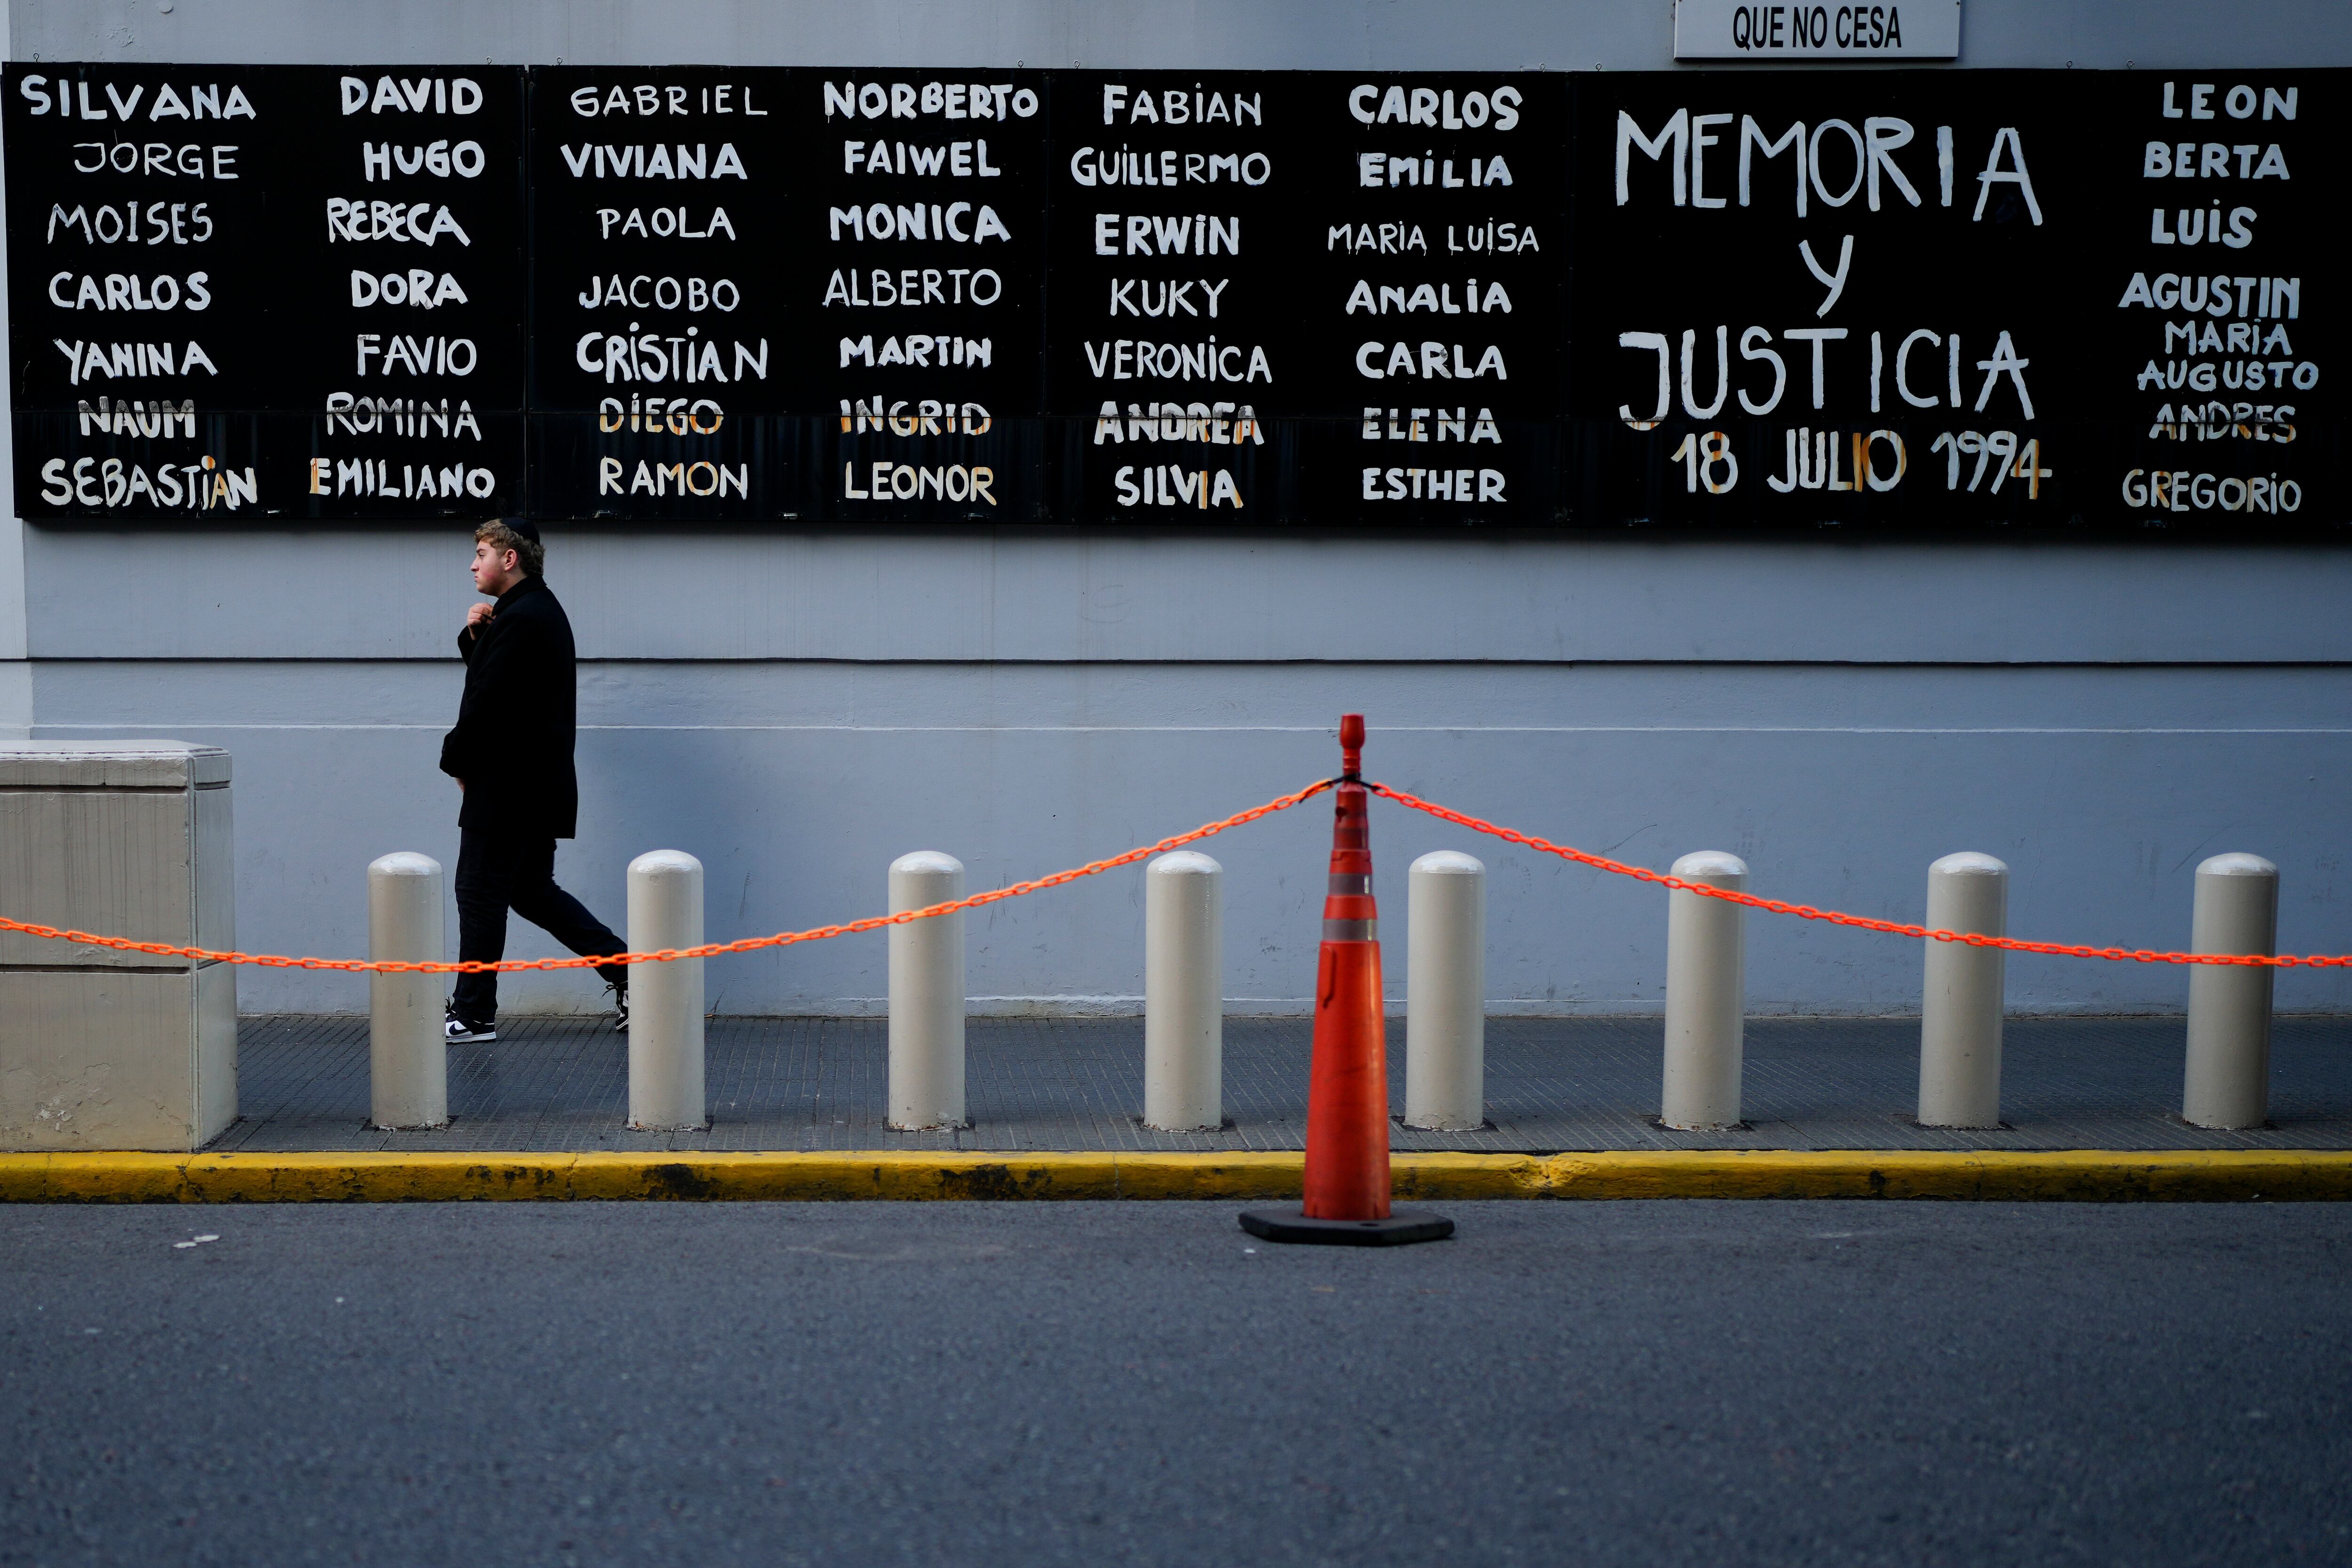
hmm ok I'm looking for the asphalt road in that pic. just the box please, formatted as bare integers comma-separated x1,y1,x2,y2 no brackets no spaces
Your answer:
4,1201,2349,1568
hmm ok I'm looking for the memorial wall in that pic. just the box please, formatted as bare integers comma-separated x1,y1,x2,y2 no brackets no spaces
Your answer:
7,0,2348,1019
8,64,2337,529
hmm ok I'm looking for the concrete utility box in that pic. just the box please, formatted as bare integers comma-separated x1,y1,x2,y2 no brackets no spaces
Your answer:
0,741,238,1151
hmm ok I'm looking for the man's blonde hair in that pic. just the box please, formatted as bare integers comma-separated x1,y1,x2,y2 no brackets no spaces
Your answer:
474,519,544,577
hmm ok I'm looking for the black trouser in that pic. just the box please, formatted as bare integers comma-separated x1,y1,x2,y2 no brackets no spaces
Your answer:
451,830,626,1024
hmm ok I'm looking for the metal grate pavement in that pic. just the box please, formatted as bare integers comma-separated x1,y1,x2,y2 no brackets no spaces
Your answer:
206,1014,2352,1154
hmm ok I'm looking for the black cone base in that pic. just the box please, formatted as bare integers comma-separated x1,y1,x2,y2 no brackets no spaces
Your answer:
1238,1206,1454,1247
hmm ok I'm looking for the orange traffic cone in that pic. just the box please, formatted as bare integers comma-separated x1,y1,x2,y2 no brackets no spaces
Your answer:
1241,715,1454,1247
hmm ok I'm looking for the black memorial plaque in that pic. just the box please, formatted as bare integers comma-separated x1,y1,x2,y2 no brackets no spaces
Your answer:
1564,69,2337,532
1043,72,1571,525
2100,72,2337,533
4,64,2340,533
295,66,526,518
1295,71,1567,525
526,67,796,520
4,63,526,520
1044,72,1311,523
805,68,1049,524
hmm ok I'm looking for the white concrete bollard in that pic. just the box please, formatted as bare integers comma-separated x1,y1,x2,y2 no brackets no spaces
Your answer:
1144,851,1223,1131
1406,851,1486,1131
1661,851,1748,1130
627,850,706,1131
2183,852,2278,1130
889,851,966,1130
1917,852,2009,1129
367,852,447,1130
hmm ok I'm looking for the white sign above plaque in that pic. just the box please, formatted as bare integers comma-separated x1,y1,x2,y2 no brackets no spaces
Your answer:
1672,0,1962,60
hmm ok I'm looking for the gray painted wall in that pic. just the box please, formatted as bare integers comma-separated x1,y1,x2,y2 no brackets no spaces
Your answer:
12,0,2349,70
9,0,2350,1016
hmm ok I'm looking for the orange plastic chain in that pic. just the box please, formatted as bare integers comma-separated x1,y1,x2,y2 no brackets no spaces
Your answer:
1366,780,2351,971
0,779,1335,975
4,774,2345,972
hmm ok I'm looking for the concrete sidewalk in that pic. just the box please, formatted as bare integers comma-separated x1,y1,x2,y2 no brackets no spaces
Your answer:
210,1015,2352,1155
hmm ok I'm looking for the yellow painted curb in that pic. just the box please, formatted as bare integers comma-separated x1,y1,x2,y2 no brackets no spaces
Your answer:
2,1148,2349,1202
0,1153,54,1202
1101,1151,1310,1201
567,1151,1137,1202
1541,1147,2352,1202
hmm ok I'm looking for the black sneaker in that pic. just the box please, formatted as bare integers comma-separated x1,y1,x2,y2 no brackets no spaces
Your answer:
608,983,629,1033
444,1007,496,1044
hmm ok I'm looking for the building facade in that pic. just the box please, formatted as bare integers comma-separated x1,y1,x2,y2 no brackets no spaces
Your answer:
3,0,2346,1015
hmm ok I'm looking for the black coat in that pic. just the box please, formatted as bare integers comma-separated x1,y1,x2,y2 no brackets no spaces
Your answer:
437,574,581,838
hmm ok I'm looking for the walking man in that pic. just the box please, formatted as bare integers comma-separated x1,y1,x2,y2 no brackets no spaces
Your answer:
439,517,628,1042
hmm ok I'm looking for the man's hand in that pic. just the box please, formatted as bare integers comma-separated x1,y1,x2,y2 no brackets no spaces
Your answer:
465,603,495,629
